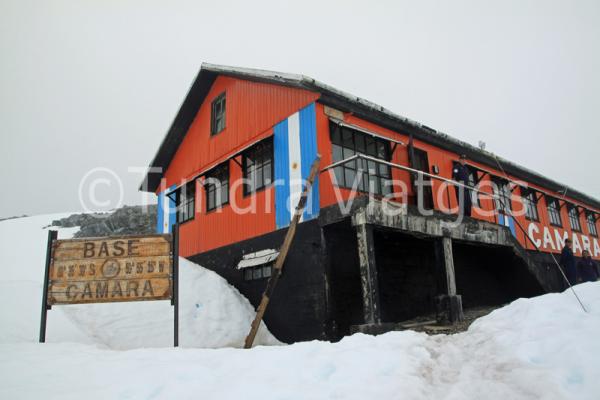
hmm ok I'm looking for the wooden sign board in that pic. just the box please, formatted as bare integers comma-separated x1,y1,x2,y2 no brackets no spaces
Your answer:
40,229,180,346
48,235,173,305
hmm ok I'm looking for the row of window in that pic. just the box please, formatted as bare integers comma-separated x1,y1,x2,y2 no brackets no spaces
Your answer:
486,177,597,236
189,102,600,237
173,139,274,223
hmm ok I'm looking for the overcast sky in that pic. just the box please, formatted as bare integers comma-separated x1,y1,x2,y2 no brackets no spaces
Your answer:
1,0,599,218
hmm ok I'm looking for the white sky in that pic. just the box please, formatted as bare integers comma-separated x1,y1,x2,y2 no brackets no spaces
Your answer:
1,0,599,217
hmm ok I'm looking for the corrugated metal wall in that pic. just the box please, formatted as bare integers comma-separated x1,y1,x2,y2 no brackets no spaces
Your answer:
161,76,319,257
163,76,319,187
314,103,600,259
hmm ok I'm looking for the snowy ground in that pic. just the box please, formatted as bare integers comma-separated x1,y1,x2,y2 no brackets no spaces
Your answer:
1,214,599,399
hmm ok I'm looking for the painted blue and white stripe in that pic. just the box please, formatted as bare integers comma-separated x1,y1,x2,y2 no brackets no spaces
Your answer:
274,103,319,229
156,184,176,233
498,213,517,238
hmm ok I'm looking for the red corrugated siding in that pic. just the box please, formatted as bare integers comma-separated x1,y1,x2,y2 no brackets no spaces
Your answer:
315,103,600,259
163,76,319,256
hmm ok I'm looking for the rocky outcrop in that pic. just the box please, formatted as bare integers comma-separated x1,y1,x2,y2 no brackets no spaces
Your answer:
52,205,157,238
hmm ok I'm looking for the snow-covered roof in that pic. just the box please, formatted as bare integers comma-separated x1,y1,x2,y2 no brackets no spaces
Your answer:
140,63,600,210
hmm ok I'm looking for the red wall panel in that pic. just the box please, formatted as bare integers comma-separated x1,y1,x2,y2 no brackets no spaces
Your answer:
162,76,319,256
315,103,600,259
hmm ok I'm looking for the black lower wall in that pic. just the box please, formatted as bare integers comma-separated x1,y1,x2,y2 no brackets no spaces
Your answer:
188,219,327,344
453,242,545,308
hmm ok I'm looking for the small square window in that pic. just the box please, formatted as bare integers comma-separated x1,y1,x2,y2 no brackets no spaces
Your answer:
204,162,229,212
546,196,562,227
243,139,274,195
586,212,598,237
568,205,582,232
175,181,196,223
521,188,539,222
211,93,226,135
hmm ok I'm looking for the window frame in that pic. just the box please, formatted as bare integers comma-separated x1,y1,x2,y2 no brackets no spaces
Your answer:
586,212,598,237
242,138,274,196
329,122,393,196
204,162,230,212
466,167,481,208
210,92,226,136
492,178,513,215
175,180,196,224
521,187,540,222
546,196,563,227
567,204,582,232
242,264,273,281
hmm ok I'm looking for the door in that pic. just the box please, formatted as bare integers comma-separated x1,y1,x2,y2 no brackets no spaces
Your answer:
411,148,434,210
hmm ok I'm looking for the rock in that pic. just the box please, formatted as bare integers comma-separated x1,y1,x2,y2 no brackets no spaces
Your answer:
52,205,158,238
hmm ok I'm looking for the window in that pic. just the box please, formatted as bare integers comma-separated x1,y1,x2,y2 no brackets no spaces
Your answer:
467,168,481,207
586,212,598,237
546,196,562,227
175,181,195,223
243,139,273,195
243,264,273,281
330,122,392,196
568,205,582,232
521,188,539,221
493,178,513,214
210,93,226,135
204,162,229,212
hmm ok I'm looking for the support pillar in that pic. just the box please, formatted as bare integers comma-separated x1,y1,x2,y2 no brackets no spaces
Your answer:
435,236,464,323
355,223,381,325
442,236,457,296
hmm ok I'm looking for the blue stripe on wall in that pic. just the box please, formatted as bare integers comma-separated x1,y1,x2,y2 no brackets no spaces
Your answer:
299,103,319,221
274,119,291,229
156,191,164,233
167,184,176,233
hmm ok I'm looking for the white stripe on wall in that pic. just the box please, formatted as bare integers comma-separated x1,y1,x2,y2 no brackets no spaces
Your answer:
163,194,170,233
287,112,303,221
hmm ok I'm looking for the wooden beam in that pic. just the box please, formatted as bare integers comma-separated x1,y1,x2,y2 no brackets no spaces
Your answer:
355,223,380,325
243,155,321,349
441,236,457,296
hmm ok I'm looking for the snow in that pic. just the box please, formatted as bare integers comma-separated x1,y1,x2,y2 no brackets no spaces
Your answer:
0,213,279,348
1,214,600,400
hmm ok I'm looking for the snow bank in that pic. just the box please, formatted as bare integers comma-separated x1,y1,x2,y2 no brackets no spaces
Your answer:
0,214,279,348
1,284,600,399
1,214,600,400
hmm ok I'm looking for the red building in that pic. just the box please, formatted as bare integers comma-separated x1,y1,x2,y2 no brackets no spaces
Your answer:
141,63,600,342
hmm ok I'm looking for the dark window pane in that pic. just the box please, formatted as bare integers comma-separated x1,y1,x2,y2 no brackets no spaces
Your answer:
344,168,356,187
355,135,366,153
334,166,344,185
331,126,341,144
253,268,262,279
263,162,272,185
262,266,272,278
332,144,343,162
376,141,386,159
366,138,376,156
244,269,253,281
342,129,353,147
381,178,392,195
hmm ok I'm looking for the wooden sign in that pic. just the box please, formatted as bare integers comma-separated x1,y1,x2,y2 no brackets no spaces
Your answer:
40,229,180,346
48,235,172,305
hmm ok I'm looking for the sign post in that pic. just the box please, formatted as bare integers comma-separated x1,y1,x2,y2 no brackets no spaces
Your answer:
39,230,57,343
172,224,179,347
39,232,178,346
